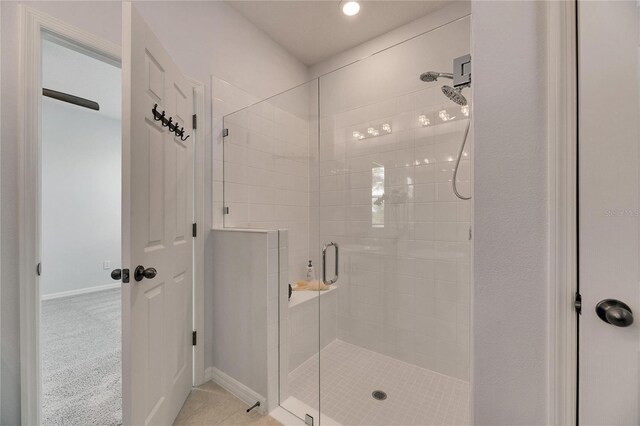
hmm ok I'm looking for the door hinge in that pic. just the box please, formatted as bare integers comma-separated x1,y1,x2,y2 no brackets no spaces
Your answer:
574,292,582,315
305,414,314,426
223,206,230,215
192,223,197,238
192,331,197,346
222,128,229,138
192,114,197,130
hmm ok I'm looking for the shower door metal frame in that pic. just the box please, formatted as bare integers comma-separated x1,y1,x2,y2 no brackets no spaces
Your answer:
547,0,578,425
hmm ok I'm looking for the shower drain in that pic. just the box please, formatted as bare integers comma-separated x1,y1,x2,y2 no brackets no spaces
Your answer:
372,390,387,400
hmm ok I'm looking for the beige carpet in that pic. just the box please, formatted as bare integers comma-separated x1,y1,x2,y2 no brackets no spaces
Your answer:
41,288,121,426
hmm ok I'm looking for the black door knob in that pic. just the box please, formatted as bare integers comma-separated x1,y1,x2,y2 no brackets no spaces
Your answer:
134,265,157,282
596,299,634,327
111,269,122,280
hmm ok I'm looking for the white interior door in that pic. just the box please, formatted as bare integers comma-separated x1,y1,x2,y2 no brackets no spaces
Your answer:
579,0,640,423
122,3,193,424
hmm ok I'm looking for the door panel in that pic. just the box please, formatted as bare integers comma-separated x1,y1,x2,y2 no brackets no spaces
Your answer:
579,0,640,423
122,3,194,425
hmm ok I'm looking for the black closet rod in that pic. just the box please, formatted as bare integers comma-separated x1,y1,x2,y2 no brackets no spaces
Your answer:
42,88,100,111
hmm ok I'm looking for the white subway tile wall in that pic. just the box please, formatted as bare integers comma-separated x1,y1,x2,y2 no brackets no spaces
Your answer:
317,85,472,381
220,79,314,283
212,17,472,416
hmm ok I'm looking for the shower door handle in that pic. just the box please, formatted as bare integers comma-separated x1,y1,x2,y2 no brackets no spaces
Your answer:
322,242,339,285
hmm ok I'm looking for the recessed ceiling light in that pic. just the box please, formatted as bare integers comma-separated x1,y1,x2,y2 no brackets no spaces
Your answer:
340,0,360,16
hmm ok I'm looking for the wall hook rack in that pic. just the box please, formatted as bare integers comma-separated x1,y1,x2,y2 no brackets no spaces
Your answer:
152,104,190,141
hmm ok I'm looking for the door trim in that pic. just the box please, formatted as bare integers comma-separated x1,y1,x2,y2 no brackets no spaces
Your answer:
18,7,121,424
547,0,578,424
18,6,207,423
188,78,207,387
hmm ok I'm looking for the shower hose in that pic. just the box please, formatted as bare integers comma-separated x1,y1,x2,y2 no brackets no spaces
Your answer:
453,113,471,201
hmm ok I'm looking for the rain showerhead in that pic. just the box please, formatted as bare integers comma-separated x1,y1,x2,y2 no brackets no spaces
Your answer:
442,85,467,106
419,71,453,82
420,69,469,105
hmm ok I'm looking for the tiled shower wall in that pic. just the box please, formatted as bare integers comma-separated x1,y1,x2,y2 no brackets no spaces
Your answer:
317,86,471,381
214,14,471,385
315,16,472,381
220,82,313,282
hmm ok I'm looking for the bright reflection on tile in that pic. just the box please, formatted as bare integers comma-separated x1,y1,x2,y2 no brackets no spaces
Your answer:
371,165,385,228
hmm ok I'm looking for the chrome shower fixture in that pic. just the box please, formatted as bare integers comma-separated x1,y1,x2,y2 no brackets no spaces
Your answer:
441,85,467,106
419,54,472,201
419,71,453,82
420,54,471,88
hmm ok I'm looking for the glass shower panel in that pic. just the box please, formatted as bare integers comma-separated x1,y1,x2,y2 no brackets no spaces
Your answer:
222,80,320,423
317,16,471,425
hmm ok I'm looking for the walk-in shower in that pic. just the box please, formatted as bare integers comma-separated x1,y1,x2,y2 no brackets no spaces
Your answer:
221,15,472,426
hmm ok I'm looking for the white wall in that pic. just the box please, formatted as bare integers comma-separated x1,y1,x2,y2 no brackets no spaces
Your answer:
209,228,279,412
471,1,549,424
40,37,121,299
0,2,309,423
41,100,121,298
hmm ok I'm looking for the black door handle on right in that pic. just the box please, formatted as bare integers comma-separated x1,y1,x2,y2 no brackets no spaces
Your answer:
596,299,634,327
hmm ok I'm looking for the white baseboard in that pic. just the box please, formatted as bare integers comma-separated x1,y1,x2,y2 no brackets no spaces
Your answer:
204,366,214,382
205,367,266,415
41,282,121,301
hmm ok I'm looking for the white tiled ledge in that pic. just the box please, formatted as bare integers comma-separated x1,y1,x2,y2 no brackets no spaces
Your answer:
211,227,276,233
288,285,338,309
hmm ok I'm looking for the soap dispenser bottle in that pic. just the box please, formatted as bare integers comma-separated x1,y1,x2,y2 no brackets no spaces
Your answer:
306,260,316,282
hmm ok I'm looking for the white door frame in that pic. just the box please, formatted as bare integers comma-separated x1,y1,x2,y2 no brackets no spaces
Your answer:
18,6,206,424
547,0,578,424
190,78,206,387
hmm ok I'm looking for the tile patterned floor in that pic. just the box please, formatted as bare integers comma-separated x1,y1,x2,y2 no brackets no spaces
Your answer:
174,381,281,426
289,340,469,426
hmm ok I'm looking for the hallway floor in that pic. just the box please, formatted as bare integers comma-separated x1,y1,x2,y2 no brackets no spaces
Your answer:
174,381,281,426
289,340,469,426
41,288,121,426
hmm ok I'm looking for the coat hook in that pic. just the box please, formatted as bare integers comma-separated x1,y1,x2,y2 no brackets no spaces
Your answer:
152,104,162,120
180,133,190,142
164,117,172,128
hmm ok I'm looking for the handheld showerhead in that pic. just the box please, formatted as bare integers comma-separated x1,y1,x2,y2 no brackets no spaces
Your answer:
441,85,467,106
419,63,472,201
419,71,453,82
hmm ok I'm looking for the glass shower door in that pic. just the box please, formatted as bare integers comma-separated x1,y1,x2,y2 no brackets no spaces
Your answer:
222,80,321,423
317,16,472,425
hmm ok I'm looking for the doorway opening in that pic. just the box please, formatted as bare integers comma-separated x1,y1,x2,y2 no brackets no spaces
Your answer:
40,33,122,425
20,7,205,425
